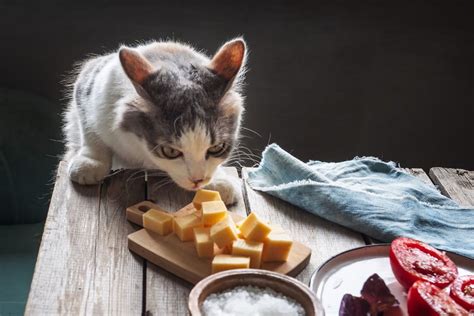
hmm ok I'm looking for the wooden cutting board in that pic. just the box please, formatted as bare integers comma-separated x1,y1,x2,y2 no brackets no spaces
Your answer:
127,201,312,284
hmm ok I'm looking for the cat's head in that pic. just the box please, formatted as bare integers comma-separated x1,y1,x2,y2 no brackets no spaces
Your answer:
118,39,246,191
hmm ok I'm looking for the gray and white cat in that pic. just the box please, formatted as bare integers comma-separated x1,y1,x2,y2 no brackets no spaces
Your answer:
63,38,247,204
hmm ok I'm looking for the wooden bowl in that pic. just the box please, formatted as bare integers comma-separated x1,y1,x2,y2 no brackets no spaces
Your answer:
188,269,324,316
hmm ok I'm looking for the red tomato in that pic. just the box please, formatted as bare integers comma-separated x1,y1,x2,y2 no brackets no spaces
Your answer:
389,237,458,290
407,281,469,316
450,275,474,311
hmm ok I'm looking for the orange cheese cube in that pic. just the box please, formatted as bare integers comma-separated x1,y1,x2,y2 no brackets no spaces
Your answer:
235,218,245,228
212,255,250,273
143,209,174,236
201,201,228,226
210,216,239,248
262,232,293,262
174,203,200,218
239,212,272,242
173,213,202,241
193,227,214,258
232,239,264,268
192,189,221,209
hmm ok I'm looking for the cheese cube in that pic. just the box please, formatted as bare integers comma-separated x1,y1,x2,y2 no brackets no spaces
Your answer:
232,239,264,268
262,232,293,262
235,218,245,228
192,189,221,209
143,209,174,236
193,227,214,258
174,203,200,218
201,201,228,226
239,212,272,242
210,216,239,248
212,255,250,273
173,214,202,241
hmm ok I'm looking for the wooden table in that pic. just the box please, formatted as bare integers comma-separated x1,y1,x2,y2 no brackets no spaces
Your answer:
25,162,474,315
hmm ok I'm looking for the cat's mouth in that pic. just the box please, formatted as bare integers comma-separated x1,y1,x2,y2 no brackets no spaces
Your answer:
186,178,211,191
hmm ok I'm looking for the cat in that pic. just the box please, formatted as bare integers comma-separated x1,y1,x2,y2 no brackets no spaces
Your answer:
63,38,247,204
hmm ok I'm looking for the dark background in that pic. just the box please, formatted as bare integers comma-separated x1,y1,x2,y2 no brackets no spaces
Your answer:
1,0,473,176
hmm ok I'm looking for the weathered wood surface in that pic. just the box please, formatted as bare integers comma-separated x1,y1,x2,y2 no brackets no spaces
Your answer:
25,163,145,315
241,168,366,284
27,163,473,316
429,167,474,207
145,167,246,315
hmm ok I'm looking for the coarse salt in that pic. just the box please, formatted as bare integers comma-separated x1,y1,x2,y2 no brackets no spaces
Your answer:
201,285,306,316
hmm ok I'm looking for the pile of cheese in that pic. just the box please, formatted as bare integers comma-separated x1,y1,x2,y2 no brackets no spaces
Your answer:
141,189,293,274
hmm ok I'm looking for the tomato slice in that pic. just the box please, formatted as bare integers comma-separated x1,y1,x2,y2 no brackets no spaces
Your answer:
407,281,469,316
450,275,474,312
389,237,458,290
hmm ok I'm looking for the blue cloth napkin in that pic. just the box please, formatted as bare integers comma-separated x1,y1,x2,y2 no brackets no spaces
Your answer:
247,144,474,259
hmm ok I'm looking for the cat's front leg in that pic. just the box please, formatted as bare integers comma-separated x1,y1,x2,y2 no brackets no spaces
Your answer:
67,140,112,185
205,166,241,206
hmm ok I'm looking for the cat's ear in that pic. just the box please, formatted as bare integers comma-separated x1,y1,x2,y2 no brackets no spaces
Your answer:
119,47,154,98
209,38,246,82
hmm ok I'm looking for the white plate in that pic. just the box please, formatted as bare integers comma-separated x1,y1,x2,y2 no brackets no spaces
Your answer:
309,244,474,315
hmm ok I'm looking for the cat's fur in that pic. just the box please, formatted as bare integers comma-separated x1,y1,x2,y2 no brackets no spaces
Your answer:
63,38,247,204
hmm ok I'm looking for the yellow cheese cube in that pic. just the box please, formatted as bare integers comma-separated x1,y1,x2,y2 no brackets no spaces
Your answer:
210,216,239,248
174,203,200,218
239,212,272,242
143,209,174,236
232,239,264,268
262,232,293,262
192,189,221,209
235,218,245,228
201,201,228,226
212,255,250,273
173,213,202,241
193,227,214,258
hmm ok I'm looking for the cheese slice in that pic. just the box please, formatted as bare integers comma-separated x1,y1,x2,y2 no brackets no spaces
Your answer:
262,232,293,262
239,212,272,242
173,213,202,241
210,216,239,248
192,189,221,209
193,227,214,258
232,239,264,268
212,255,250,273
201,201,228,227
143,209,174,236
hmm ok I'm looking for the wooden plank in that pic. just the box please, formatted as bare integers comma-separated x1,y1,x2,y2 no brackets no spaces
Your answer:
145,167,247,315
429,167,474,207
242,168,365,284
89,169,146,314
25,163,145,315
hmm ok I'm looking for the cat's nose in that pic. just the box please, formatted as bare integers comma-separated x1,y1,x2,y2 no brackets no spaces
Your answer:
190,178,204,185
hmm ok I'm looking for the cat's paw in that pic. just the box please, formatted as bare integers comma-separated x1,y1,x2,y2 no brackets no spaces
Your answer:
68,155,111,185
206,177,240,206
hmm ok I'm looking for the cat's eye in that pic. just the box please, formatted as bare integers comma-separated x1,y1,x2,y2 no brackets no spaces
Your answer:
161,146,182,159
207,143,226,156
